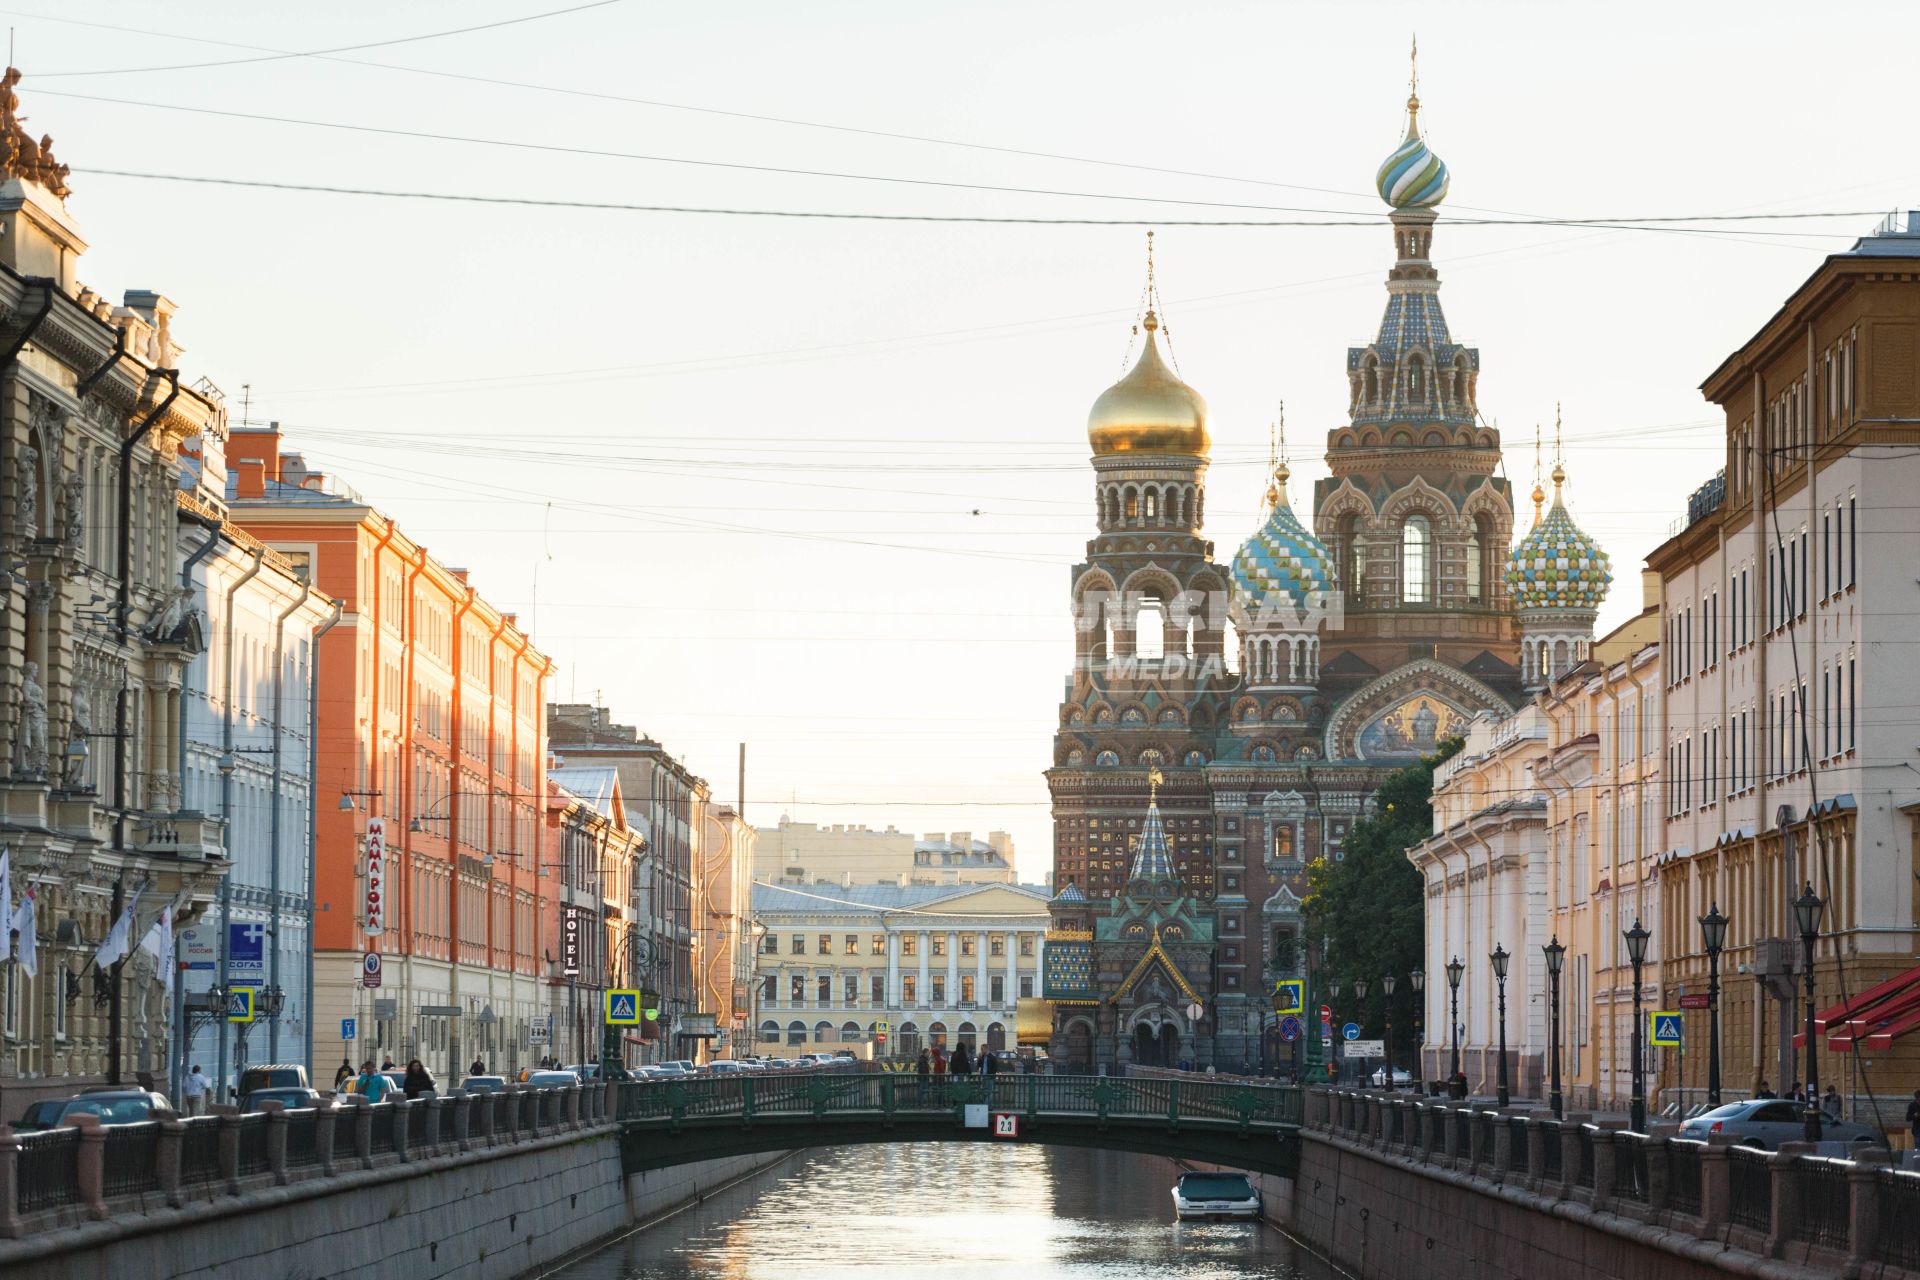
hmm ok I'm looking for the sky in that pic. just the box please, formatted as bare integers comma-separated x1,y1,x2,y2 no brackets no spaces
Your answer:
18,1,1920,883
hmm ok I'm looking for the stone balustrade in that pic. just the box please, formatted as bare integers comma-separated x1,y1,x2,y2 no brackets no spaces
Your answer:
0,1082,605,1239
1309,1087,1912,1275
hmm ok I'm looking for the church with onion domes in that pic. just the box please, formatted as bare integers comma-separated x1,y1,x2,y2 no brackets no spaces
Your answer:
1041,63,1612,1072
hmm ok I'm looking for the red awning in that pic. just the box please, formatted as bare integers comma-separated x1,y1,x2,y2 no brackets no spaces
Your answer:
1795,962,1920,1052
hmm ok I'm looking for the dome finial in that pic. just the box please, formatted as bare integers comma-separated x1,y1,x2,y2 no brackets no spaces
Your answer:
1407,34,1422,139
1551,402,1567,499
1531,421,1545,530
1265,402,1292,509
1375,42,1448,209
1088,234,1209,457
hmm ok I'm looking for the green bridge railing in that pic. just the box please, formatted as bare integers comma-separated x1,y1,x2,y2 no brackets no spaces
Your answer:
617,1073,1301,1134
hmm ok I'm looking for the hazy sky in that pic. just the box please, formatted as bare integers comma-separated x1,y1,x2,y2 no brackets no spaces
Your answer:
23,1,1918,881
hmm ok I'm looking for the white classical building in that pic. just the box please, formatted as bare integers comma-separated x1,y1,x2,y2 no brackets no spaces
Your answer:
750,882,1051,1059
174,425,336,1098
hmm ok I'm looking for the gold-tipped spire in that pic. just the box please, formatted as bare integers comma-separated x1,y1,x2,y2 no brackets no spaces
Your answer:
1551,402,1567,498
1530,421,1545,530
1405,35,1422,138
1147,766,1164,805
1090,229,1209,457
1264,402,1291,509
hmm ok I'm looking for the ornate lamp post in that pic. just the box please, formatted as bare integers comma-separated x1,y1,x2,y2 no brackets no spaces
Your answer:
1410,968,1425,1095
1445,956,1464,1098
1624,917,1650,1133
1698,903,1728,1108
1382,974,1398,1091
1329,981,1342,1083
1354,978,1370,1087
1793,883,1826,1143
1489,945,1510,1108
1543,936,1566,1119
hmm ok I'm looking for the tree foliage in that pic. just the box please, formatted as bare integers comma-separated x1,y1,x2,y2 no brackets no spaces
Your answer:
1302,737,1462,1055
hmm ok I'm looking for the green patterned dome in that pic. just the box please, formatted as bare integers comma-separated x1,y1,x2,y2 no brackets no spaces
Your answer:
1506,472,1611,611
1231,466,1332,620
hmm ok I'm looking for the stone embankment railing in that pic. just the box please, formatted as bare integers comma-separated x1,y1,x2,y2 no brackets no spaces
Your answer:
0,1082,605,1239
1310,1087,1918,1277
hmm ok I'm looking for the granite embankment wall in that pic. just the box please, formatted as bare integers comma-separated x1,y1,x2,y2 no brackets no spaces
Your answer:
0,1086,791,1280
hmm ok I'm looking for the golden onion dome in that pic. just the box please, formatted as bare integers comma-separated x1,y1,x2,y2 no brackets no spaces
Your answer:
1087,311,1209,458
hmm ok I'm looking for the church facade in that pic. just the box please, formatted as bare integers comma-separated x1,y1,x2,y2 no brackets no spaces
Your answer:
1042,77,1612,1071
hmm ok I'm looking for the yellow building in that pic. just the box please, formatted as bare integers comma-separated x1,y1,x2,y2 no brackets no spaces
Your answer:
1534,591,1662,1113
755,818,1015,888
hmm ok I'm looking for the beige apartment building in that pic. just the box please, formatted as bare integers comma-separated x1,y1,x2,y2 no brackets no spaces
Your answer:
1534,597,1662,1113
755,818,1015,888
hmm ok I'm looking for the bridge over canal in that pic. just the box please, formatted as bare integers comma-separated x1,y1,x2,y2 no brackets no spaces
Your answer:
615,1073,1304,1177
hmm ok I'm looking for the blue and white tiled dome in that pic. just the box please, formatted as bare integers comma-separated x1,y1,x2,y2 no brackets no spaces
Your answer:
1376,105,1449,210
1231,467,1333,620
1506,470,1612,612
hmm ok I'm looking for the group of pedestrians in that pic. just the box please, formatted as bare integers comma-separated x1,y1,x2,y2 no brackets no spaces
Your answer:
1754,1079,1845,1118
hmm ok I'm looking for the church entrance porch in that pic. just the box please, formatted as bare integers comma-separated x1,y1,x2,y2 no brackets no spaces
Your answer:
1132,1021,1180,1067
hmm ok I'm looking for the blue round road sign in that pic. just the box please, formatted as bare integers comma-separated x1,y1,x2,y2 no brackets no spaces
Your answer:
1342,1022,1361,1041
1278,1016,1302,1042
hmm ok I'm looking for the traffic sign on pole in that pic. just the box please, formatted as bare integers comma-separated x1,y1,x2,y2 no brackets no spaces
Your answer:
1279,1016,1302,1042
1274,980,1303,1016
341,1016,356,1042
227,988,255,1023
606,989,642,1025
1342,1022,1361,1041
1650,1011,1683,1047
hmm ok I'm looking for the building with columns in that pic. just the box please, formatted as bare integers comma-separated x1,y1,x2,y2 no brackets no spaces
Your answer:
1,72,229,1111
754,818,1015,888
750,881,1051,1060
1042,66,1610,1067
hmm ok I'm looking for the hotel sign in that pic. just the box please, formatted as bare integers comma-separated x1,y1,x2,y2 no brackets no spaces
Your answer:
364,817,387,936
562,908,582,977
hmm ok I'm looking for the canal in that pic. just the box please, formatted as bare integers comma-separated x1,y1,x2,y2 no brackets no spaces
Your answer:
539,1143,1333,1280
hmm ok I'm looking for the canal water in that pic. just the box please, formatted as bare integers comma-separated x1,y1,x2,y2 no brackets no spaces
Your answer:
538,1143,1333,1280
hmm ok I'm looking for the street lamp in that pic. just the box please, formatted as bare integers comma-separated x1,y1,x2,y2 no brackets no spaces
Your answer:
1354,978,1370,1088
1698,903,1728,1108
1489,945,1510,1108
1445,956,1464,1098
1793,883,1825,1143
1543,936,1566,1120
1410,967,1425,1095
1382,974,1398,1091
1624,917,1650,1133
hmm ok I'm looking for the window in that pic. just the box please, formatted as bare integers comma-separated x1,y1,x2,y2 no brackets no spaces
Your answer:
760,933,778,954
1019,934,1035,957
990,934,1005,957
903,975,917,1003
871,975,885,1004
1466,530,1484,602
961,975,975,1004
931,976,946,1003
871,934,885,955
931,935,946,957
1847,655,1856,750
817,934,831,955
2,962,15,1039
1019,976,1034,999
902,935,917,957
817,975,832,1003
787,1020,806,1046
960,935,975,957
1401,515,1433,604
760,1020,781,1044
845,974,860,1003
790,974,805,1002
790,934,804,955
990,975,1005,1004
1848,494,1857,587
1135,598,1165,660
845,935,858,955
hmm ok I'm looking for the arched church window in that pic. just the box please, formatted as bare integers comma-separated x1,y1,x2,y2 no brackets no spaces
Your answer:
1466,529,1484,602
1066,749,1085,766
1134,599,1165,660
1143,491,1157,520
1408,358,1424,400
1401,515,1433,604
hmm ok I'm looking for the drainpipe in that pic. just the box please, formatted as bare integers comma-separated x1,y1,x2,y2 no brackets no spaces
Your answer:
75,321,128,401
399,547,427,1060
268,570,313,1062
215,546,266,1099
304,598,343,1079
0,279,54,369
173,512,221,788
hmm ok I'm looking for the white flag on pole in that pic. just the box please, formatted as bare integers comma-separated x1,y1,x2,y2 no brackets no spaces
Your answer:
95,886,145,970
12,889,36,979
138,904,175,997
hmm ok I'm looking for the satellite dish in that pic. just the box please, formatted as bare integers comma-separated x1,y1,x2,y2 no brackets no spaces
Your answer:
280,456,309,487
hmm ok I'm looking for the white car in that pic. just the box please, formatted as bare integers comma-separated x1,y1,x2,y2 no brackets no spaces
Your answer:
1368,1067,1413,1088
1171,1171,1262,1221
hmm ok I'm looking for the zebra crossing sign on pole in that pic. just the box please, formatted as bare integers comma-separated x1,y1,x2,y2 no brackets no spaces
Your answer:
1649,1011,1682,1047
606,989,641,1026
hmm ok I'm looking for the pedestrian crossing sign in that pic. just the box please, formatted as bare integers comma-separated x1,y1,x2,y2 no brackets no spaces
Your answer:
606,989,642,1026
1650,1011,1682,1047
226,988,254,1023
1274,979,1303,1016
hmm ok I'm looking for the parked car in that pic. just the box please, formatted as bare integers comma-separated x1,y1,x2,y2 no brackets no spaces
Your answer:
1170,1171,1263,1221
650,1062,690,1077
17,1089,171,1130
707,1061,746,1075
525,1070,581,1088
237,1064,309,1099
459,1076,508,1094
242,1087,320,1113
1368,1067,1413,1088
1678,1099,1889,1151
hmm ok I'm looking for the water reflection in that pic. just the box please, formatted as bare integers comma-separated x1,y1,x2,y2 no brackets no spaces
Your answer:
545,1143,1328,1280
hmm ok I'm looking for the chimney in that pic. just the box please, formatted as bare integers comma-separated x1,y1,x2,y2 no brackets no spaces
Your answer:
1642,569,1660,612
235,457,266,499
229,426,283,480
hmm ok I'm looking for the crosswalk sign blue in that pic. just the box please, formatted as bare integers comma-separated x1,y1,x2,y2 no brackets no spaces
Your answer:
226,988,255,1023
1273,979,1303,1016
605,989,641,1026
1650,1012,1682,1047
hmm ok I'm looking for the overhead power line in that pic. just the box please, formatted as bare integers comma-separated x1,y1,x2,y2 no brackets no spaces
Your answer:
70,167,1881,233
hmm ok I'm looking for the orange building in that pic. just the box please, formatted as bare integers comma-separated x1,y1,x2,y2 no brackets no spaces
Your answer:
225,429,554,1080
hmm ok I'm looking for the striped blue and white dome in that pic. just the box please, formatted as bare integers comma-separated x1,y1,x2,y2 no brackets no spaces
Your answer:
1231,469,1333,621
1376,118,1449,210
1506,474,1612,612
